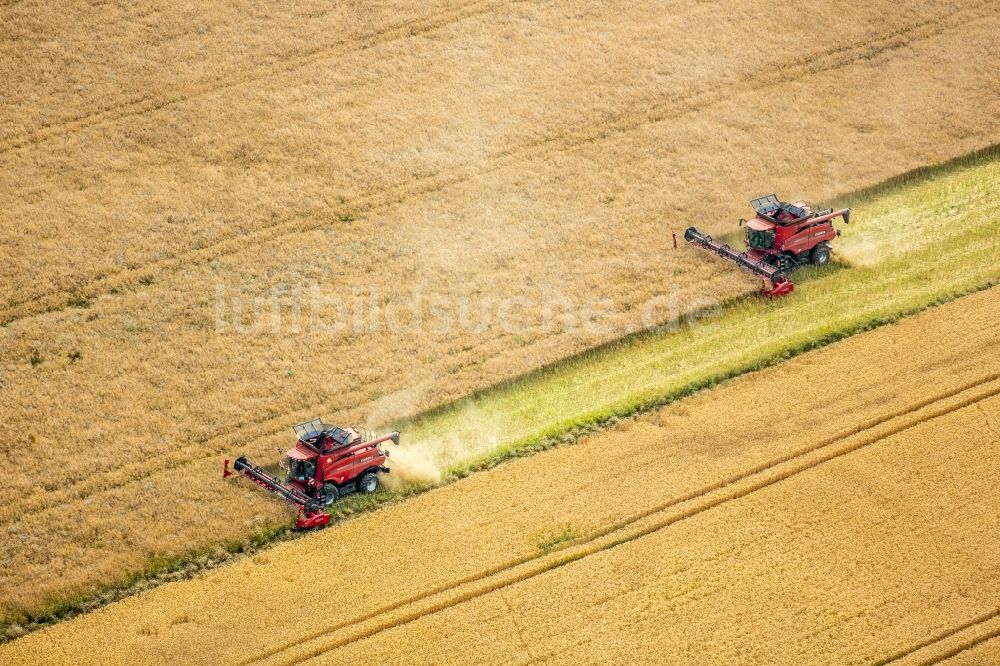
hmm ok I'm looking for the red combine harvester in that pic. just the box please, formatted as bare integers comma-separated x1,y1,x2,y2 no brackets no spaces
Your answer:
224,418,399,529
684,194,850,296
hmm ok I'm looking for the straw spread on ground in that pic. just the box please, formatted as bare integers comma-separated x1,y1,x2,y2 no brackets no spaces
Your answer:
2,283,997,665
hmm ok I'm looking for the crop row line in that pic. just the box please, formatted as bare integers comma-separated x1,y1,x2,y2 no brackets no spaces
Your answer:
917,626,1000,666
2,2,990,326
244,376,1000,665
878,608,1000,665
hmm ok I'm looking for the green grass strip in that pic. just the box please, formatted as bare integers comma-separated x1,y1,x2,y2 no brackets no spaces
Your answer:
397,145,1000,475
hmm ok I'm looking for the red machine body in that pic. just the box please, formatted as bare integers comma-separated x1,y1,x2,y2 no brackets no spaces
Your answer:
224,418,399,529
685,194,850,296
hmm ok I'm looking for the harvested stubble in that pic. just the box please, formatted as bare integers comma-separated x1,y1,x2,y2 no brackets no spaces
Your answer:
1,0,999,620
2,284,998,665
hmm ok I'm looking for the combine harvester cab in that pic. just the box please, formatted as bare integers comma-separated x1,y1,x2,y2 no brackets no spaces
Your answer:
224,418,399,529
685,194,850,296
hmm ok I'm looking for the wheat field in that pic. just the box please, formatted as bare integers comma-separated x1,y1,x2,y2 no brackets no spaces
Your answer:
1,0,998,621
327,378,1000,665
3,284,997,664
4,0,995,312
0,1,1000,617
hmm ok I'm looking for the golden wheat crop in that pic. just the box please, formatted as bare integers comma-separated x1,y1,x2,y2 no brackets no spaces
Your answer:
2,285,998,664
3,0,994,312
2,0,998,620
327,392,1000,666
